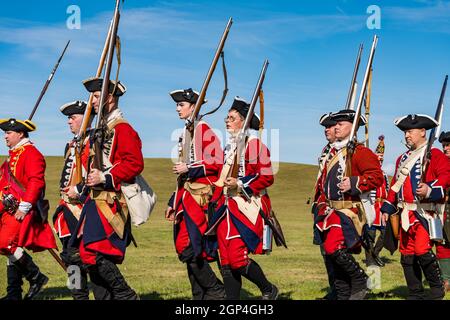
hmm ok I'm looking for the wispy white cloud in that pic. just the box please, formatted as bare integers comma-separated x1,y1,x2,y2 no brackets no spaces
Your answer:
0,7,366,60
384,1,450,32
0,4,369,161
0,1,448,164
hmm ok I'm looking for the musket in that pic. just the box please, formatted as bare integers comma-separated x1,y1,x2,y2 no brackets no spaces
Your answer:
215,60,269,189
306,45,364,205
92,0,122,173
345,35,378,171
342,36,380,260
72,21,113,185
48,248,67,272
214,60,286,247
421,75,448,181
28,40,70,121
26,40,70,272
345,43,363,111
176,17,233,188
364,68,373,148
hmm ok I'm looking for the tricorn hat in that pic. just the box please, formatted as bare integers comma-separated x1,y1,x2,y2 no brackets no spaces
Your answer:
439,131,450,143
169,88,207,104
319,112,337,128
82,77,126,96
394,114,438,131
0,118,36,133
229,97,260,131
330,109,367,127
60,100,88,116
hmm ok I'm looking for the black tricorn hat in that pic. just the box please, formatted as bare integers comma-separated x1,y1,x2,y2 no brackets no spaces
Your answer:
439,131,450,143
0,118,36,133
319,112,337,128
330,109,367,127
60,100,88,116
394,114,438,131
169,88,207,104
229,97,260,131
82,77,126,96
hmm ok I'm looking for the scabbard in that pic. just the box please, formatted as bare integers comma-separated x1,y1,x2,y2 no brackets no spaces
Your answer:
258,208,287,249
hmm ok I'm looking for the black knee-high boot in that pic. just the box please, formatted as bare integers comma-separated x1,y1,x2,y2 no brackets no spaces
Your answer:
239,259,278,300
221,265,242,300
417,251,445,300
322,253,337,299
373,229,386,257
401,254,424,300
93,254,138,300
88,268,113,300
12,252,48,300
331,249,368,300
187,259,225,300
330,256,351,300
187,263,205,300
68,268,90,300
61,239,90,300
0,265,23,300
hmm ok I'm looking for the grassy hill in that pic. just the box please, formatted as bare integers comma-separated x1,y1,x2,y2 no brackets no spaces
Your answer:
0,157,442,300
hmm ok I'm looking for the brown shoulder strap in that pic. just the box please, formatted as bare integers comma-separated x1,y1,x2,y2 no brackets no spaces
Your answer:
4,161,26,192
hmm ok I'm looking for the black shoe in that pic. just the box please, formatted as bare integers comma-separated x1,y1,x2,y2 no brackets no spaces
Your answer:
24,272,48,300
262,285,279,300
316,290,337,300
349,288,367,300
0,265,23,300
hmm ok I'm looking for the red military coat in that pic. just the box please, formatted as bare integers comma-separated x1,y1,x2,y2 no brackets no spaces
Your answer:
170,120,223,259
312,143,332,206
211,136,274,255
53,135,90,239
381,147,450,229
72,110,144,265
315,143,384,248
371,172,389,227
0,140,56,254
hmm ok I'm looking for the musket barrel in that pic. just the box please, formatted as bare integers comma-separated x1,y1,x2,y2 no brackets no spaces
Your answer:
77,20,113,140
72,21,113,185
421,74,448,181
178,18,233,165
95,0,121,131
28,40,70,121
349,35,378,143
188,17,233,124
345,43,363,111
215,60,269,188
433,75,448,140
242,60,269,133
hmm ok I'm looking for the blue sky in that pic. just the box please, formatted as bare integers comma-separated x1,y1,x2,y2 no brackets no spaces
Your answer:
0,0,449,174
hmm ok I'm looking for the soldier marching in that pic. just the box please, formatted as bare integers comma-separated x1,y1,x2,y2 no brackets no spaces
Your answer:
3,3,450,303
437,131,450,291
0,119,57,300
165,88,225,300
381,114,450,300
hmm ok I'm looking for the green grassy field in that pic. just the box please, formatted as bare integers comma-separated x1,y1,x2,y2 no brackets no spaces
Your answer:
0,157,444,300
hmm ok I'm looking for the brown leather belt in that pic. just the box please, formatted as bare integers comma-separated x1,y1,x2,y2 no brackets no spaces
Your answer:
327,200,360,210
